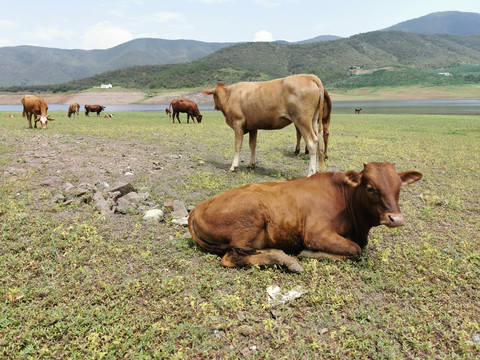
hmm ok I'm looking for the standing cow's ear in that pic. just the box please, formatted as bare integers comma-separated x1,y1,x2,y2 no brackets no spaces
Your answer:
398,171,423,186
343,170,361,187
201,88,215,95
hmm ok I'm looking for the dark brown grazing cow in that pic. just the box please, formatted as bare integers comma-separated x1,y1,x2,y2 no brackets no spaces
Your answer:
355,108,362,114
67,103,80,118
85,105,105,116
165,107,172,118
201,74,326,176
295,89,332,158
21,95,54,129
169,99,203,124
188,162,422,272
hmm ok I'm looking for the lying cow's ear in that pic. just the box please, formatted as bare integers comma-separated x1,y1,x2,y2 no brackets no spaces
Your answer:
398,171,423,186
343,170,361,187
201,88,215,95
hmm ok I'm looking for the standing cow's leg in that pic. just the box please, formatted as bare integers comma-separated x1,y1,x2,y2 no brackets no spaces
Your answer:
27,114,33,128
248,129,258,169
294,126,302,155
230,124,245,172
297,126,318,176
322,121,330,159
221,249,304,273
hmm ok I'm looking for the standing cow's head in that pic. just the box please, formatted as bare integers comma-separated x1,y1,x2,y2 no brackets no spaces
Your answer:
343,162,422,228
35,115,55,130
196,114,203,123
201,82,227,111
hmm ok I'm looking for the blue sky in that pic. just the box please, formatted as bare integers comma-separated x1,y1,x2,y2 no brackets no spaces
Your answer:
1,0,479,49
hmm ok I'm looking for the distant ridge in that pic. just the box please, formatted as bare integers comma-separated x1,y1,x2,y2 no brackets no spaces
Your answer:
383,11,480,35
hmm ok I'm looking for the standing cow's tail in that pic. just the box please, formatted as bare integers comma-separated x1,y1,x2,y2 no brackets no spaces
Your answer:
168,101,173,112
314,76,326,171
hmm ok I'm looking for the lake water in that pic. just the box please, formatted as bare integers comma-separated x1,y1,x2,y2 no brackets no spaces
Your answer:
2,99,480,115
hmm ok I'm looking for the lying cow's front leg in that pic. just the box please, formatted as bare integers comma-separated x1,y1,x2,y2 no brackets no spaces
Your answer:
248,129,258,169
301,231,362,260
221,249,304,273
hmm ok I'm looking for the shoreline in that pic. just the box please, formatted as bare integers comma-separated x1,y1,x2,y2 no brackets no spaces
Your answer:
1,85,479,106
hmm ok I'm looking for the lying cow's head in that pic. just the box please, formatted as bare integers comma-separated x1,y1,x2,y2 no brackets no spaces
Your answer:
35,115,55,130
343,162,422,228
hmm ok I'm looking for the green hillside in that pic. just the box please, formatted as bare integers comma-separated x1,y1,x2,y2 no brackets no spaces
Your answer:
0,39,231,87
4,31,480,92
383,11,480,35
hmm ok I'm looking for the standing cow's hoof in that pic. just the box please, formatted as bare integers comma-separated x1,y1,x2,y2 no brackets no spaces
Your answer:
247,163,256,169
229,167,237,172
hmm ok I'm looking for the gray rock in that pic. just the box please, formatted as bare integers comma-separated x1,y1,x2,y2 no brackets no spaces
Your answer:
143,209,164,221
171,200,188,218
109,182,136,197
41,176,62,187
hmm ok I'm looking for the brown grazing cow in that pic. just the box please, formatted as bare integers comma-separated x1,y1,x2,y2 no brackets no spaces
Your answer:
165,107,172,118
21,95,54,129
295,89,332,158
67,103,80,118
85,105,105,116
188,162,422,272
169,99,203,124
201,74,326,176
355,108,362,114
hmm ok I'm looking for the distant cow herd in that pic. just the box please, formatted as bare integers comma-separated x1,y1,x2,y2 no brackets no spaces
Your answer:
14,74,422,272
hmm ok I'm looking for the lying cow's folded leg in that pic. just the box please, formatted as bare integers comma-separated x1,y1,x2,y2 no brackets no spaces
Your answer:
298,250,349,261
221,249,304,273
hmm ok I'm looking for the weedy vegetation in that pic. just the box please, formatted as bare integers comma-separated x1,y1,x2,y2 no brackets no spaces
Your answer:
0,109,479,359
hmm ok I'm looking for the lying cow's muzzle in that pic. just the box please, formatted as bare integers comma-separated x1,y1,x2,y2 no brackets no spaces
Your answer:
380,213,405,228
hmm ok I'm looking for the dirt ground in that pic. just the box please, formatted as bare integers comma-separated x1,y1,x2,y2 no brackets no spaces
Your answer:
0,90,214,106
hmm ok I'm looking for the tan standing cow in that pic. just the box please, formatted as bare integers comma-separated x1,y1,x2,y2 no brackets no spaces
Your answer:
295,89,332,158
67,103,80,118
201,74,325,176
188,162,422,272
21,95,54,129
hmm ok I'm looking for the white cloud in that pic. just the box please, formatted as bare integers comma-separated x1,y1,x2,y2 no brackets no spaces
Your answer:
81,22,134,49
253,30,274,42
150,12,186,23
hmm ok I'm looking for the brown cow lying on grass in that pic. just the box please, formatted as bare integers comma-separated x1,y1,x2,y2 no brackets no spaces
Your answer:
21,95,54,129
188,162,422,272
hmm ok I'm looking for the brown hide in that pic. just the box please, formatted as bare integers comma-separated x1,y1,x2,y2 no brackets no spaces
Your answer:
169,99,202,123
295,89,332,158
21,95,54,129
85,105,105,116
201,74,325,176
67,103,80,118
188,162,422,272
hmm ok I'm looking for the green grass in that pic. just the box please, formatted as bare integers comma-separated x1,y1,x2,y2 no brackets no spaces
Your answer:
1,110,479,359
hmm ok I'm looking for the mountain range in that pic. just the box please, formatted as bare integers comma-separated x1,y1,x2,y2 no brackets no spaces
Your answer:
0,11,479,88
